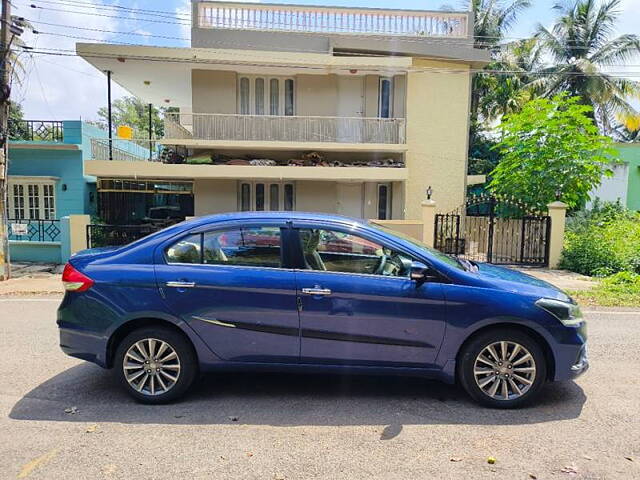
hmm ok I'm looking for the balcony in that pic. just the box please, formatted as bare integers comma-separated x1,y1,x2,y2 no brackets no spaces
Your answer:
9,120,64,142
197,2,470,38
164,113,406,145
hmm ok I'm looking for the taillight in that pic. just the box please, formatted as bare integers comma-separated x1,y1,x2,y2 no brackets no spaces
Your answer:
62,263,94,292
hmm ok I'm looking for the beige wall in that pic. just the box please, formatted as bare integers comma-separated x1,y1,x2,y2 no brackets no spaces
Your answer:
296,74,338,116
404,59,471,218
190,70,407,119
295,181,338,213
192,70,237,114
194,179,238,215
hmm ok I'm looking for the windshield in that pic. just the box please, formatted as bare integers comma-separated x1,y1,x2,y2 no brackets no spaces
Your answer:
369,222,465,270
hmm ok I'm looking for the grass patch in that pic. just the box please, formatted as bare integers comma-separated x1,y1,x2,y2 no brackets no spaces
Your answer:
569,271,640,307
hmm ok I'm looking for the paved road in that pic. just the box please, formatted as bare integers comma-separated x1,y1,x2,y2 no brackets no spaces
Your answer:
1,299,639,480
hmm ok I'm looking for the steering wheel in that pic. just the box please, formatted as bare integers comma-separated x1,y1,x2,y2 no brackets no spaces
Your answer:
373,254,388,275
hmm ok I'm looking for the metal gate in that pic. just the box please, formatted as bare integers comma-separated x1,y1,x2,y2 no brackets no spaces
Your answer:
434,195,551,266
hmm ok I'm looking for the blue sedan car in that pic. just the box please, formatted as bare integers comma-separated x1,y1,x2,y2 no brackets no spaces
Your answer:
57,212,588,408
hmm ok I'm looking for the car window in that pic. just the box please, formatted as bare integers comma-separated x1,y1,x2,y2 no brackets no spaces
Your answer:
298,228,412,277
203,226,282,268
369,222,465,271
165,234,201,264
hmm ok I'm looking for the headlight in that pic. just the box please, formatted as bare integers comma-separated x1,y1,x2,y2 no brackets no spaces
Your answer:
535,298,584,326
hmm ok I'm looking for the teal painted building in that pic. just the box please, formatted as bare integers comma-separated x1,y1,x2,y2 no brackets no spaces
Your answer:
7,120,109,263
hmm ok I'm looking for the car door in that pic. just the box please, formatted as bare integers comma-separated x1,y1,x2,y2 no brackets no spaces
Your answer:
292,224,447,367
154,221,300,363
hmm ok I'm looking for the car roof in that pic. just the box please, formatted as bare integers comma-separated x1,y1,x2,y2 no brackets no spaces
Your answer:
181,211,370,229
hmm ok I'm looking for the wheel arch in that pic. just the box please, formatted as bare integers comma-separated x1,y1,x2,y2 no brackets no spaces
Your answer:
106,317,199,369
454,322,556,382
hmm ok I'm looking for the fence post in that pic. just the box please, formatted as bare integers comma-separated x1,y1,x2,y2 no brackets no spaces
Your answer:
546,201,568,269
60,215,91,263
421,198,437,247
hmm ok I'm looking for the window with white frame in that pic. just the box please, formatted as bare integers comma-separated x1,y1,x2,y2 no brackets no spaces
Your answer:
378,77,394,118
239,181,295,212
9,180,56,220
238,76,295,116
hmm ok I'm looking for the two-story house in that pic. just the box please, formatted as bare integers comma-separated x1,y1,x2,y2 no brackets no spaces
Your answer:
78,1,489,223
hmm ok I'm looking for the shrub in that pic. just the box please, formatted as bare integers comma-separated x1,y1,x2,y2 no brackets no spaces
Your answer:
560,205,640,276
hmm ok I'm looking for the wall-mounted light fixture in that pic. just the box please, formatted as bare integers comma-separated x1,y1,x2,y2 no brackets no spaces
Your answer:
426,185,433,200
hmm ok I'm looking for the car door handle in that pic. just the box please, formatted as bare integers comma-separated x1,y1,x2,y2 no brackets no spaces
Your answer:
166,281,196,288
301,287,332,296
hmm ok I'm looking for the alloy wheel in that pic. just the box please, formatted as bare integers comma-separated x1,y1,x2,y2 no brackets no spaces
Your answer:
123,338,181,396
473,341,536,401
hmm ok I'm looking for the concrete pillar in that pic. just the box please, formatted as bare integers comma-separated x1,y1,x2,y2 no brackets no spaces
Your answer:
547,201,568,269
60,215,91,262
421,199,437,247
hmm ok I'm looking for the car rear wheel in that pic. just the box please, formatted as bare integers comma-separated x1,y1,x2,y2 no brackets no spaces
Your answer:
458,328,547,408
114,327,197,404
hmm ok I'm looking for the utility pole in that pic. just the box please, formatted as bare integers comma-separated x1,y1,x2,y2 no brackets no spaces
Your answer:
0,0,12,281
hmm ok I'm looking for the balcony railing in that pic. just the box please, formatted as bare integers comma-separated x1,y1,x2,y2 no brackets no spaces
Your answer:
197,2,469,38
165,113,406,144
9,120,64,142
91,138,160,162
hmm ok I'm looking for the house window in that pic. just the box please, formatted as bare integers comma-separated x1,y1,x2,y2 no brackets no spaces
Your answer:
379,77,393,118
238,76,295,116
377,183,391,220
9,180,56,220
239,182,295,211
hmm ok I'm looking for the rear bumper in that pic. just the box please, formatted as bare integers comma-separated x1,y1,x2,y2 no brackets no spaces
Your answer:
58,326,109,368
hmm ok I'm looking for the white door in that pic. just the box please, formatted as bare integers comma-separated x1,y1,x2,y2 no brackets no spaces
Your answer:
336,183,363,218
337,76,364,142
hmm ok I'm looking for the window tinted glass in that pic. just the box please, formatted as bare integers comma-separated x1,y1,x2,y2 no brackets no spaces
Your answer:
255,77,265,115
284,79,294,116
270,79,279,115
166,234,201,264
299,228,411,277
284,184,294,211
378,184,388,220
379,79,392,118
239,77,250,115
203,227,281,268
240,183,251,211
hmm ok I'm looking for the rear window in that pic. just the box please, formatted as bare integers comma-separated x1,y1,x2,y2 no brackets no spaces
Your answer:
165,227,282,268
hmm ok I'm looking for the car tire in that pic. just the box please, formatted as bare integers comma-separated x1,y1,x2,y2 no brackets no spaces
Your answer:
114,326,198,404
458,328,547,409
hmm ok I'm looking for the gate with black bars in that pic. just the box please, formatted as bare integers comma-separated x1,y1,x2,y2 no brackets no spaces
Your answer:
434,195,551,266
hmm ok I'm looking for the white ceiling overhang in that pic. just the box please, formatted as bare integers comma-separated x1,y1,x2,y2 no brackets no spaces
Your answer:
76,43,413,109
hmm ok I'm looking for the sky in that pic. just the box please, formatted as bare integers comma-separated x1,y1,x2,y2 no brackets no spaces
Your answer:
8,0,640,122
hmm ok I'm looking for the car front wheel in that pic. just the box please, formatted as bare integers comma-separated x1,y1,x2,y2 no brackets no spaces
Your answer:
458,328,547,408
114,326,197,404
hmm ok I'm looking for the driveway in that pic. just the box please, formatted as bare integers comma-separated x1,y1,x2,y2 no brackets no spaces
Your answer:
0,298,638,479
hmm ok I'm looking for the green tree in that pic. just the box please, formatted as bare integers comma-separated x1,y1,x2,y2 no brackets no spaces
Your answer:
535,0,640,132
95,96,166,138
7,102,29,140
488,95,616,210
463,0,532,139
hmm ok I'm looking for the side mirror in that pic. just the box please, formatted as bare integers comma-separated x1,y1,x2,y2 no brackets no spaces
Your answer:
410,261,429,282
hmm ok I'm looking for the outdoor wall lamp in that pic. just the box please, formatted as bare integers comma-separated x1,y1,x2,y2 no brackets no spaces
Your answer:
62,184,67,191
426,186,433,200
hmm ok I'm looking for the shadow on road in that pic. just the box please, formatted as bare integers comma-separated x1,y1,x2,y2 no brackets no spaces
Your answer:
10,363,586,426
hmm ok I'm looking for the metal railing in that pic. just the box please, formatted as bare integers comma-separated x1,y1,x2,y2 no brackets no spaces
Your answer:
197,2,469,38
165,113,406,144
86,224,164,248
90,138,161,162
8,219,61,242
9,120,64,142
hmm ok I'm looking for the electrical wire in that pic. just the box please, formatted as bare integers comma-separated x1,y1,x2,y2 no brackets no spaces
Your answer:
16,45,640,78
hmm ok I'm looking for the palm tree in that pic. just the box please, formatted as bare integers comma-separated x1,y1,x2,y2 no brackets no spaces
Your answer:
613,112,640,142
479,38,544,121
535,0,640,133
460,0,532,145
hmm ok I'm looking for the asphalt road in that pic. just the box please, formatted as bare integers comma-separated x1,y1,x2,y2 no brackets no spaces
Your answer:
1,298,639,480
